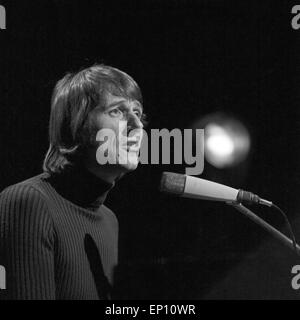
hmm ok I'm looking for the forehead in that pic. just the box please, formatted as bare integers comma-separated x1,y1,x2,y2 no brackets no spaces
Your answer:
104,92,142,110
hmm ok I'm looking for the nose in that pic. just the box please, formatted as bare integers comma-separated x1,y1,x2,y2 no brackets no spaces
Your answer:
127,111,143,131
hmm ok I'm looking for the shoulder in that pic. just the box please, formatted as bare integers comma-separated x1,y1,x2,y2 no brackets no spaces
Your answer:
0,177,55,274
0,175,53,229
0,174,48,206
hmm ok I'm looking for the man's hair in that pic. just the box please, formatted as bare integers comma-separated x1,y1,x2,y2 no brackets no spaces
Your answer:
43,64,143,174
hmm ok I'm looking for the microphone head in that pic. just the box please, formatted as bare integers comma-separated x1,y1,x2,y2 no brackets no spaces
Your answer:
160,172,186,195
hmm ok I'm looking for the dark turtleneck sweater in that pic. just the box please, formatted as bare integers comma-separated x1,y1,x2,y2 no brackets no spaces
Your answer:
0,167,118,300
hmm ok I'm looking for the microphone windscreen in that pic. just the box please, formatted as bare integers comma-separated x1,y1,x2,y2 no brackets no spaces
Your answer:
160,172,186,195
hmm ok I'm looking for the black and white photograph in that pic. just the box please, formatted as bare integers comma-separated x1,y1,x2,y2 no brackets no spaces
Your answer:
0,0,300,304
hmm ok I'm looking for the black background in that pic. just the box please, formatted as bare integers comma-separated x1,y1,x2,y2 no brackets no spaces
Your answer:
0,0,300,299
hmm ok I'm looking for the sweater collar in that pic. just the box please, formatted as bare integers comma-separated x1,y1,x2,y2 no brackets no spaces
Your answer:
48,165,115,210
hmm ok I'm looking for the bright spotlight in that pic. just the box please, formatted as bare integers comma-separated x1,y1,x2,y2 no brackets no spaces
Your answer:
193,113,251,169
206,125,234,158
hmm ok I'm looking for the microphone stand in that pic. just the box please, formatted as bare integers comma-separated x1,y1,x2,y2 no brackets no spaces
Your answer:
228,202,300,257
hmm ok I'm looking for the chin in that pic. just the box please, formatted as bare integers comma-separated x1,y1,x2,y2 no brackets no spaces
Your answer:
121,163,138,171
118,153,139,171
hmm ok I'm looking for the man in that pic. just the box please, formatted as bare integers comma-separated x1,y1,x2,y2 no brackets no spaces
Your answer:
0,64,145,300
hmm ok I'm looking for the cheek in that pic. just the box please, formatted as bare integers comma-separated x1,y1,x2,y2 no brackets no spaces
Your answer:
89,115,117,145
91,113,130,154
95,114,121,133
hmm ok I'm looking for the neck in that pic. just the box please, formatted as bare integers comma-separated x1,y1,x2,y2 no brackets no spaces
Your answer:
48,164,115,210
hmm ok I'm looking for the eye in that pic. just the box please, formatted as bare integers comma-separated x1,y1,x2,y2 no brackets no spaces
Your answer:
141,113,148,125
133,109,142,119
109,108,123,117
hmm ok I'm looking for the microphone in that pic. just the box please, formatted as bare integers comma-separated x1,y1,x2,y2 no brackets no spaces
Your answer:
160,172,272,207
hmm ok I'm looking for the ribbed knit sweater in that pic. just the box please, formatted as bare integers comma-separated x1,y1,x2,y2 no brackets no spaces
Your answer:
0,168,119,300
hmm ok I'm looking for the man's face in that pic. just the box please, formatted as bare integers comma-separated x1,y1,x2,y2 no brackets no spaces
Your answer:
86,92,144,174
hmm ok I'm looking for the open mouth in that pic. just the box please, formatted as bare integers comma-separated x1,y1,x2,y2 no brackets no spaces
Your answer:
126,146,140,154
127,141,139,151
121,136,141,152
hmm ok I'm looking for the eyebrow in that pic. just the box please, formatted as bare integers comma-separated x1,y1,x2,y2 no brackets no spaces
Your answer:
106,100,143,111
